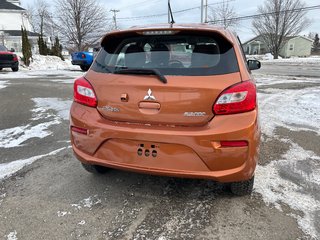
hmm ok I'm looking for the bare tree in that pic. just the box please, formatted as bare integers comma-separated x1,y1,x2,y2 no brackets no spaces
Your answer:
252,0,310,59
208,0,238,29
54,0,110,51
27,0,51,36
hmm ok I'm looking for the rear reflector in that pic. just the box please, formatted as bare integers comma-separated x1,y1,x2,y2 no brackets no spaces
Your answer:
71,126,88,135
74,77,97,107
220,141,248,147
213,80,256,115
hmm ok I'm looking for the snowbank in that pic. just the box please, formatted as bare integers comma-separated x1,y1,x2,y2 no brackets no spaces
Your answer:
247,53,276,60
19,55,78,71
247,53,320,64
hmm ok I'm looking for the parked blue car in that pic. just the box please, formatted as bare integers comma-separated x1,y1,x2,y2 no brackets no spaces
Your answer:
71,51,94,71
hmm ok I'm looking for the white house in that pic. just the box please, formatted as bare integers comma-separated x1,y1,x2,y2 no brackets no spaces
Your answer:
279,36,313,58
0,0,38,53
243,35,313,58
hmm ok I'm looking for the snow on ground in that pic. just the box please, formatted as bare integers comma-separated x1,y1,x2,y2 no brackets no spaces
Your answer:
25,55,75,71
257,87,320,136
255,73,320,86
0,69,82,79
0,120,59,148
0,54,82,79
255,75,320,238
0,147,66,180
32,98,72,121
7,231,17,240
248,54,320,64
0,98,71,148
71,195,102,210
0,80,10,89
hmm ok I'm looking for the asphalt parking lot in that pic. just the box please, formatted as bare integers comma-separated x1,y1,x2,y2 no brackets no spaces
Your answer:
0,63,319,239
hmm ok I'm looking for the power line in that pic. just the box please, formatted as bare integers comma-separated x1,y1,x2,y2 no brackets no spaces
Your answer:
208,4,320,24
117,0,235,21
120,0,162,11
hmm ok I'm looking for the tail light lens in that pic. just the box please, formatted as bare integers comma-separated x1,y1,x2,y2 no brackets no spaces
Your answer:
220,140,248,147
213,80,256,115
81,54,86,58
13,54,18,61
71,126,88,135
74,77,97,107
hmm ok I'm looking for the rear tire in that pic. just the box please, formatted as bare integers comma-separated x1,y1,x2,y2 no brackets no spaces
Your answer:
230,176,254,196
12,66,19,72
80,65,89,71
81,163,109,174
0,68,2,71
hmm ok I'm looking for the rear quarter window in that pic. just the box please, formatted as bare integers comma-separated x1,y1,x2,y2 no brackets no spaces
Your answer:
92,31,239,76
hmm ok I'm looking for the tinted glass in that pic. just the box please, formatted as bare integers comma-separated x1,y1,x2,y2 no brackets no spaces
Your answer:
0,45,7,51
92,33,239,76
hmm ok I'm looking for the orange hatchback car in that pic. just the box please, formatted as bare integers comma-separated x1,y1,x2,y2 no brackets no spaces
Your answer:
70,24,261,195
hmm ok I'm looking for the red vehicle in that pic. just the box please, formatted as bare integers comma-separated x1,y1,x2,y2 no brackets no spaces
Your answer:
0,45,19,72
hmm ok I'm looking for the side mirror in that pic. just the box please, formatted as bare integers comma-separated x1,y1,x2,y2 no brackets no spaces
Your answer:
247,60,261,71
10,48,15,52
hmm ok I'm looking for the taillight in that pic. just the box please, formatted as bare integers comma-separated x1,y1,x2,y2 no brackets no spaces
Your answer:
220,140,248,147
81,54,86,58
71,126,88,135
213,80,256,115
13,54,18,61
74,77,97,107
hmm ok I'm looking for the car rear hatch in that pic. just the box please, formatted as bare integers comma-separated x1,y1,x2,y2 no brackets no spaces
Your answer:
86,28,241,127
0,53,14,62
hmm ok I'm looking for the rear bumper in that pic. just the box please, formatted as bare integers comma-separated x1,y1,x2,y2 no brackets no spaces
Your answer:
70,102,260,182
71,60,91,66
0,61,18,68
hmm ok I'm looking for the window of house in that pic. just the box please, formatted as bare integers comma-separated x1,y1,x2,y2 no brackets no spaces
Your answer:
289,44,294,51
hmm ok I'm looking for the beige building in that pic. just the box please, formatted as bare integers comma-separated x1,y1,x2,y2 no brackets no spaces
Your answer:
279,36,313,58
243,35,313,58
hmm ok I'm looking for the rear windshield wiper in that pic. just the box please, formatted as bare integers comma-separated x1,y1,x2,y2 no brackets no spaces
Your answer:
113,68,167,84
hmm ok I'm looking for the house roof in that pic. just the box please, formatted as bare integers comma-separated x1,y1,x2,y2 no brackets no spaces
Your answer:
243,35,313,45
286,36,313,42
242,36,262,45
0,0,25,10
2,30,39,37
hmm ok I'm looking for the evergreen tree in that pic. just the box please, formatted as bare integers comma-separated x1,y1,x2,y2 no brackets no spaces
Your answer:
313,34,320,50
52,36,64,60
38,34,48,55
21,27,32,66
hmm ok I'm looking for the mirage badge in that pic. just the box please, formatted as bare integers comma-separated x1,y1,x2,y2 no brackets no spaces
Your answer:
184,112,206,117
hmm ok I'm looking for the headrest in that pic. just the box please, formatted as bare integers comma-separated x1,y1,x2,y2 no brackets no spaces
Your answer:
193,44,219,54
125,45,144,54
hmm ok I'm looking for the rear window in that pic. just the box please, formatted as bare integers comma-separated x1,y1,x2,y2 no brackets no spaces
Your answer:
92,32,239,76
0,45,7,51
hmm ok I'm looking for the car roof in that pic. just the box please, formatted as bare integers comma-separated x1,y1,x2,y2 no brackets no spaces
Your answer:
101,23,236,46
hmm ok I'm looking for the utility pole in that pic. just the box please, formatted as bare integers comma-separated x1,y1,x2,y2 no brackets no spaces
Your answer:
201,0,204,23
204,0,208,23
110,9,120,29
168,0,170,23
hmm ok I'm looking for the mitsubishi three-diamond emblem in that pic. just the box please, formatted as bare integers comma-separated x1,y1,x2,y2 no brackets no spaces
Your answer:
144,88,156,101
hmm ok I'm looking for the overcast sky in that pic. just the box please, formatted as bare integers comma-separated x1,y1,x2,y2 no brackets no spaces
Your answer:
21,0,320,41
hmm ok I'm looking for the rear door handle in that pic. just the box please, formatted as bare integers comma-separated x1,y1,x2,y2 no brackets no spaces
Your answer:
138,101,161,110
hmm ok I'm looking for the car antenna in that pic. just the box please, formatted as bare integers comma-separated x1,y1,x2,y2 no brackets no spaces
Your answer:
168,1,175,27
